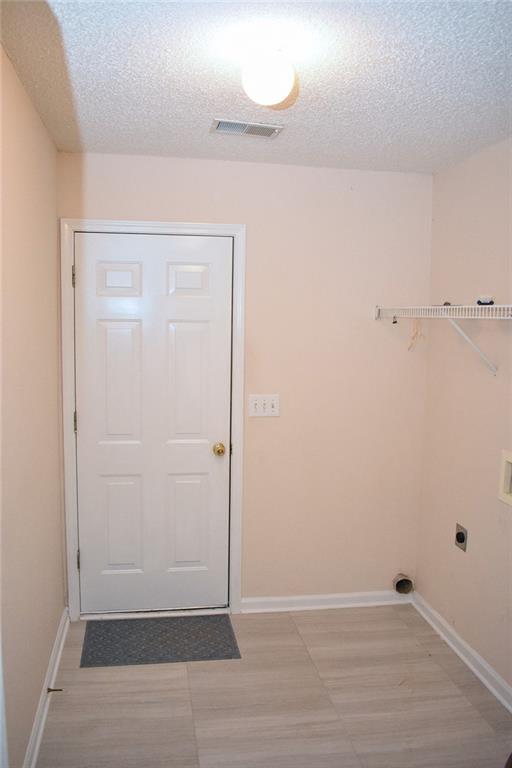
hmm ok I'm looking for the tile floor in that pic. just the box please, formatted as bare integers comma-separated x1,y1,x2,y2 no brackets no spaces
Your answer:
36,605,512,768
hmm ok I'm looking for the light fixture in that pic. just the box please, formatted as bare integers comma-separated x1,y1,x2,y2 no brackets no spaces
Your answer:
241,49,295,106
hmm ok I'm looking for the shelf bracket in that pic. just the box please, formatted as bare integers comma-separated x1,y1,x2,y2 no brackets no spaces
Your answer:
448,319,497,376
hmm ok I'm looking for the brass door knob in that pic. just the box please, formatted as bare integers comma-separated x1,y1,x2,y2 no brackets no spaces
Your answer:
212,442,226,457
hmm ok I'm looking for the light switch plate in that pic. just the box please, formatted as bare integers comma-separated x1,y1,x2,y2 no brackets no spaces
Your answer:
248,394,280,417
499,449,512,506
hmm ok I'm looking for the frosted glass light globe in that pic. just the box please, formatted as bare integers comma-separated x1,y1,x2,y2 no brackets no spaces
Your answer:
241,50,295,106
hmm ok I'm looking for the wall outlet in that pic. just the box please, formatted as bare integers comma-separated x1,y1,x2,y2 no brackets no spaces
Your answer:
455,523,468,552
248,394,280,417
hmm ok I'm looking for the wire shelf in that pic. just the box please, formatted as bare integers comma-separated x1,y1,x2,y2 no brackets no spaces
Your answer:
375,305,512,321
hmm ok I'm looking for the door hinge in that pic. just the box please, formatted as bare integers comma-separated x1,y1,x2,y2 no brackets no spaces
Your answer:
230,443,233,455
73,411,78,433
72,265,76,287
76,549,80,570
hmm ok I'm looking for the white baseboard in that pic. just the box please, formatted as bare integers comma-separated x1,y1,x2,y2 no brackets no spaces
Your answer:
23,608,70,768
412,592,512,714
241,590,411,613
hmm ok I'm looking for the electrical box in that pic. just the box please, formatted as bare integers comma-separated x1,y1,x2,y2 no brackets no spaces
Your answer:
499,450,512,506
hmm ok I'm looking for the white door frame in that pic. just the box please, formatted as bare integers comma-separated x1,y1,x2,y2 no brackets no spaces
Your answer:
61,219,245,621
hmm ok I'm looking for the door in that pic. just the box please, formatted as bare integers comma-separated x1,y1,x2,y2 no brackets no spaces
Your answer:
74,232,233,612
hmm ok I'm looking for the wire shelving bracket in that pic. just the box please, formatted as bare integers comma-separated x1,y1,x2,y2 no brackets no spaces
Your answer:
374,304,512,376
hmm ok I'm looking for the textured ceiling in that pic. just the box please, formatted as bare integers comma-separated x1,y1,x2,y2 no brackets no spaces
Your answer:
1,0,511,172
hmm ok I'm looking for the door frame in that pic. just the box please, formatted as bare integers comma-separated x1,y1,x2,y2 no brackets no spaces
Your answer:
60,219,246,621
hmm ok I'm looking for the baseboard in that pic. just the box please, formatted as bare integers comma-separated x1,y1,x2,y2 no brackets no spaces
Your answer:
23,608,70,768
241,590,411,613
412,592,512,714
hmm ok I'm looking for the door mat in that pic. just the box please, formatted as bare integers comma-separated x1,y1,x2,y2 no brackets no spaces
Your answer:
80,614,241,667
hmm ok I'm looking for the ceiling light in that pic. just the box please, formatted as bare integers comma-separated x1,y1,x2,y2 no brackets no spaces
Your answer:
241,50,295,106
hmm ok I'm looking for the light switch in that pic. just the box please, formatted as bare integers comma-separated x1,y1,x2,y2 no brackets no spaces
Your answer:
249,394,280,417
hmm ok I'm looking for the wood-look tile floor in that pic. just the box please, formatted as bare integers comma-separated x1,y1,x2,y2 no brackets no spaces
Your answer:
37,605,512,768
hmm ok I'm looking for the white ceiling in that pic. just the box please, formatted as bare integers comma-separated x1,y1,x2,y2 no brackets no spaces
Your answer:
2,0,511,172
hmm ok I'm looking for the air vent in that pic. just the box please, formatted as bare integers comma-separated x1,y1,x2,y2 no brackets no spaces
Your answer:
211,119,283,138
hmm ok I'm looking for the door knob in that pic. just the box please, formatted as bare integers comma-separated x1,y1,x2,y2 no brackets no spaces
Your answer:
212,442,226,456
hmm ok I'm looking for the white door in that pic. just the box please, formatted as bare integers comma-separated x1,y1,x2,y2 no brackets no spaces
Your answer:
75,232,233,612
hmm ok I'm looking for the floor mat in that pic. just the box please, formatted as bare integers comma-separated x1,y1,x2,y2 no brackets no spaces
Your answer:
80,614,241,667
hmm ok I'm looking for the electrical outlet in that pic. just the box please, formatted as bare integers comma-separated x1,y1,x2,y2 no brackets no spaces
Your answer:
249,394,280,417
455,523,468,552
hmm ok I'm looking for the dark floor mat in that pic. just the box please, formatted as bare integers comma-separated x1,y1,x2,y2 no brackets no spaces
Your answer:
80,614,241,667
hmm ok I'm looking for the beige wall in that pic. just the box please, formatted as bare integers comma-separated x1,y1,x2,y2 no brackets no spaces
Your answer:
417,139,512,685
58,152,432,598
1,47,65,767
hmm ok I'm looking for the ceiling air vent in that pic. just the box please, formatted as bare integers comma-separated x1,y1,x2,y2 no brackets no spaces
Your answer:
211,119,283,138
